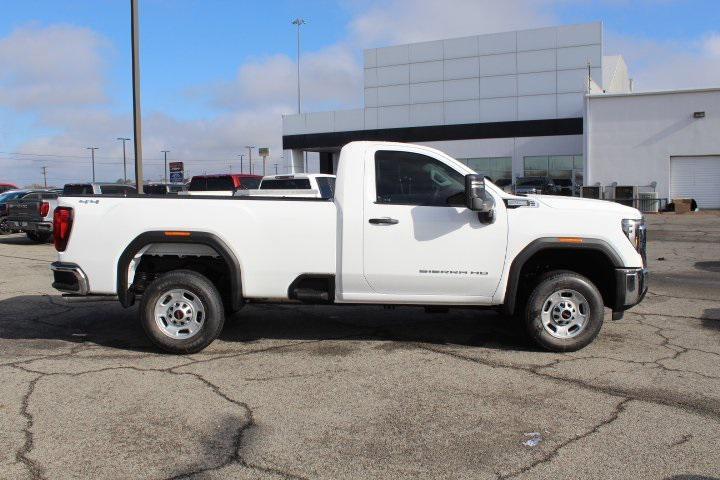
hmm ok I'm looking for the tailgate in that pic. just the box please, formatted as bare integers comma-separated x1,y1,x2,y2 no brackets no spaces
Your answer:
7,201,42,222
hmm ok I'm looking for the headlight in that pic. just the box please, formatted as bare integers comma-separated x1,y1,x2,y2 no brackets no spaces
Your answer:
621,218,644,250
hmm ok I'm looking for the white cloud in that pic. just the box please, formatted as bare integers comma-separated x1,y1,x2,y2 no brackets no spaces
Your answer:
348,0,559,46
0,24,109,111
606,30,720,91
202,44,363,111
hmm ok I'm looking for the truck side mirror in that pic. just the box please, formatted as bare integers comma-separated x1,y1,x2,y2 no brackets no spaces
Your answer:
465,174,495,224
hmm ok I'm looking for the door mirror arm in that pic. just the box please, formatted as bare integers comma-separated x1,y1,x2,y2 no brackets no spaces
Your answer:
465,174,495,224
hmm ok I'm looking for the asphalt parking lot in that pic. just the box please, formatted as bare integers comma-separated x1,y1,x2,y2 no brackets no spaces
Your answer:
1,213,719,480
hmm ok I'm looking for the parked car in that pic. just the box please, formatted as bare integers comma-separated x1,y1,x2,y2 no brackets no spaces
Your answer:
0,183,18,194
0,189,31,234
186,174,262,196
51,141,647,354
492,178,513,193
4,190,59,242
514,177,561,195
143,183,186,195
62,183,137,195
553,178,576,196
237,174,336,199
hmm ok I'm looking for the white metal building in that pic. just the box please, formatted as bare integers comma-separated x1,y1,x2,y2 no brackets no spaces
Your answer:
282,22,720,208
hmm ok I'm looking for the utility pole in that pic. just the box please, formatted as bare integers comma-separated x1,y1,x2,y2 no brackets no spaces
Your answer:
274,163,278,174
87,147,99,182
161,150,170,183
291,18,306,113
237,153,245,174
41,166,48,188
117,137,131,183
245,146,256,175
131,0,144,193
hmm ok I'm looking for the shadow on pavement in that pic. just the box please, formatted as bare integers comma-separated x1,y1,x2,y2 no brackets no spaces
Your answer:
0,294,532,353
702,308,720,331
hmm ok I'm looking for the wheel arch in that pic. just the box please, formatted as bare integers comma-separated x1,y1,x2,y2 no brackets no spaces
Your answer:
503,238,623,316
117,231,243,310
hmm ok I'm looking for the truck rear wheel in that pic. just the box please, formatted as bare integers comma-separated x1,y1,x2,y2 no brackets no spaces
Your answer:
523,270,604,352
139,270,225,354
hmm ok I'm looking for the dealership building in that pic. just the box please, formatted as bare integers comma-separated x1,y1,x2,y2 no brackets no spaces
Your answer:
282,22,720,208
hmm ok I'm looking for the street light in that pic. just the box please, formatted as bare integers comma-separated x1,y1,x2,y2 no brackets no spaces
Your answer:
161,150,170,183
131,0,144,193
87,147,99,182
237,153,245,173
117,137,131,183
291,17,307,114
245,146,256,175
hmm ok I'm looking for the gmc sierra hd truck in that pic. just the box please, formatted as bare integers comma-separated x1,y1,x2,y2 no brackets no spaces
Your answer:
50,141,647,354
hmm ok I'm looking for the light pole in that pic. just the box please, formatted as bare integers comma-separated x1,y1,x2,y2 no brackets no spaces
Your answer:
274,163,278,174
131,0,144,193
291,18,306,114
41,166,48,187
87,147,99,182
237,154,245,173
161,150,170,183
245,146,256,175
117,137,130,183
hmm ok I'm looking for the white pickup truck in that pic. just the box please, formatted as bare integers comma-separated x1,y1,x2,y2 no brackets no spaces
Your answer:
51,141,647,354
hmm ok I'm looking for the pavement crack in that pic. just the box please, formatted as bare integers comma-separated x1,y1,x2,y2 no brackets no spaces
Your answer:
498,398,632,479
15,374,47,480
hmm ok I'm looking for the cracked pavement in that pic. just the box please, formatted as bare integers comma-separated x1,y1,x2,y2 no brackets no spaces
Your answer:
1,213,719,479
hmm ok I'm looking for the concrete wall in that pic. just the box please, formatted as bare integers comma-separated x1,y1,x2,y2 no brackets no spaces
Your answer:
586,88,720,199
283,22,603,136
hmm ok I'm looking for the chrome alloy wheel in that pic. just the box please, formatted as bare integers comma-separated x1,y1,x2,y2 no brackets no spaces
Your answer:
540,289,590,339
153,289,205,339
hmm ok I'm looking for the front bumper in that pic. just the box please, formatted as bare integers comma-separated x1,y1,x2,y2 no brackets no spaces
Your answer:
614,267,648,313
5,220,52,233
50,262,89,295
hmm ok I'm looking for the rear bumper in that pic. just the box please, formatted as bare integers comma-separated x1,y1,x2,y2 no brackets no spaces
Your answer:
5,220,52,233
613,267,648,313
50,262,89,295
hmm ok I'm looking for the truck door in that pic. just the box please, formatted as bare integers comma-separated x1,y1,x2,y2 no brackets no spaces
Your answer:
362,147,507,300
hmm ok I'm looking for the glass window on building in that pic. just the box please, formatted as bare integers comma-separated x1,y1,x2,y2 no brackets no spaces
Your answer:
524,155,584,195
461,157,512,184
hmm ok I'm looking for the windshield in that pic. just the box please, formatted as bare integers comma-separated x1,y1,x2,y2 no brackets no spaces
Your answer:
0,191,27,203
63,184,93,195
516,178,546,187
260,178,312,189
189,176,235,191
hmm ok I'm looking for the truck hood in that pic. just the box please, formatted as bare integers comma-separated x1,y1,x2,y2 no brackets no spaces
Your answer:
528,194,641,217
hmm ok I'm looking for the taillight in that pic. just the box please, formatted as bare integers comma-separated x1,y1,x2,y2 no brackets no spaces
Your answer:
39,202,50,217
53,207,74,252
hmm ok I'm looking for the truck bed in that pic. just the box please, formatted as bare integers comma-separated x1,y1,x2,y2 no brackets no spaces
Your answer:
56,195,337,298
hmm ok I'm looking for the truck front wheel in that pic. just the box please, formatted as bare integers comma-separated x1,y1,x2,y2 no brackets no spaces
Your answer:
523,270,604,352
139,270,225,354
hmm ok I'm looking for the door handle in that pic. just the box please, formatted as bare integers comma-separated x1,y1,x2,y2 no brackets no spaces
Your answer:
369,217,399,225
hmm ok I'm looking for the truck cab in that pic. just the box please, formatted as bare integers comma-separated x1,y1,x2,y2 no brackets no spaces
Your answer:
51,141,647,354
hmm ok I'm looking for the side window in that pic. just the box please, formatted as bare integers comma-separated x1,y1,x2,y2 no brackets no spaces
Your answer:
374,150,465,206
23,193,39,200
241,178,261,189
316,177,335,199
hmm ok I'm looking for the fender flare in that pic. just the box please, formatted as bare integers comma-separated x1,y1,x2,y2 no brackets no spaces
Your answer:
117,231,243,310
503,237,623,316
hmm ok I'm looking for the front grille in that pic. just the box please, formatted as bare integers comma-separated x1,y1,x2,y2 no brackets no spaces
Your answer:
638,222,647,267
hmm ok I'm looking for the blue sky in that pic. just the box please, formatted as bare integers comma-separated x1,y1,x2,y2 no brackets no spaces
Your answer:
1,0,719,186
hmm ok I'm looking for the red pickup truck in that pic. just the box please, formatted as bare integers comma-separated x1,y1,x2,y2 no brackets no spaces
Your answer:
0,183,18,194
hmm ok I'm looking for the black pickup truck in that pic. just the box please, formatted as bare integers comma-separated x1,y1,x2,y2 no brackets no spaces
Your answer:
4,190,59,242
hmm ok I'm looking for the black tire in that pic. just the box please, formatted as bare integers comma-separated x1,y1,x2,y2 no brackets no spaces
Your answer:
139,270,225,354
26,232,40,242
523,270,604,352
